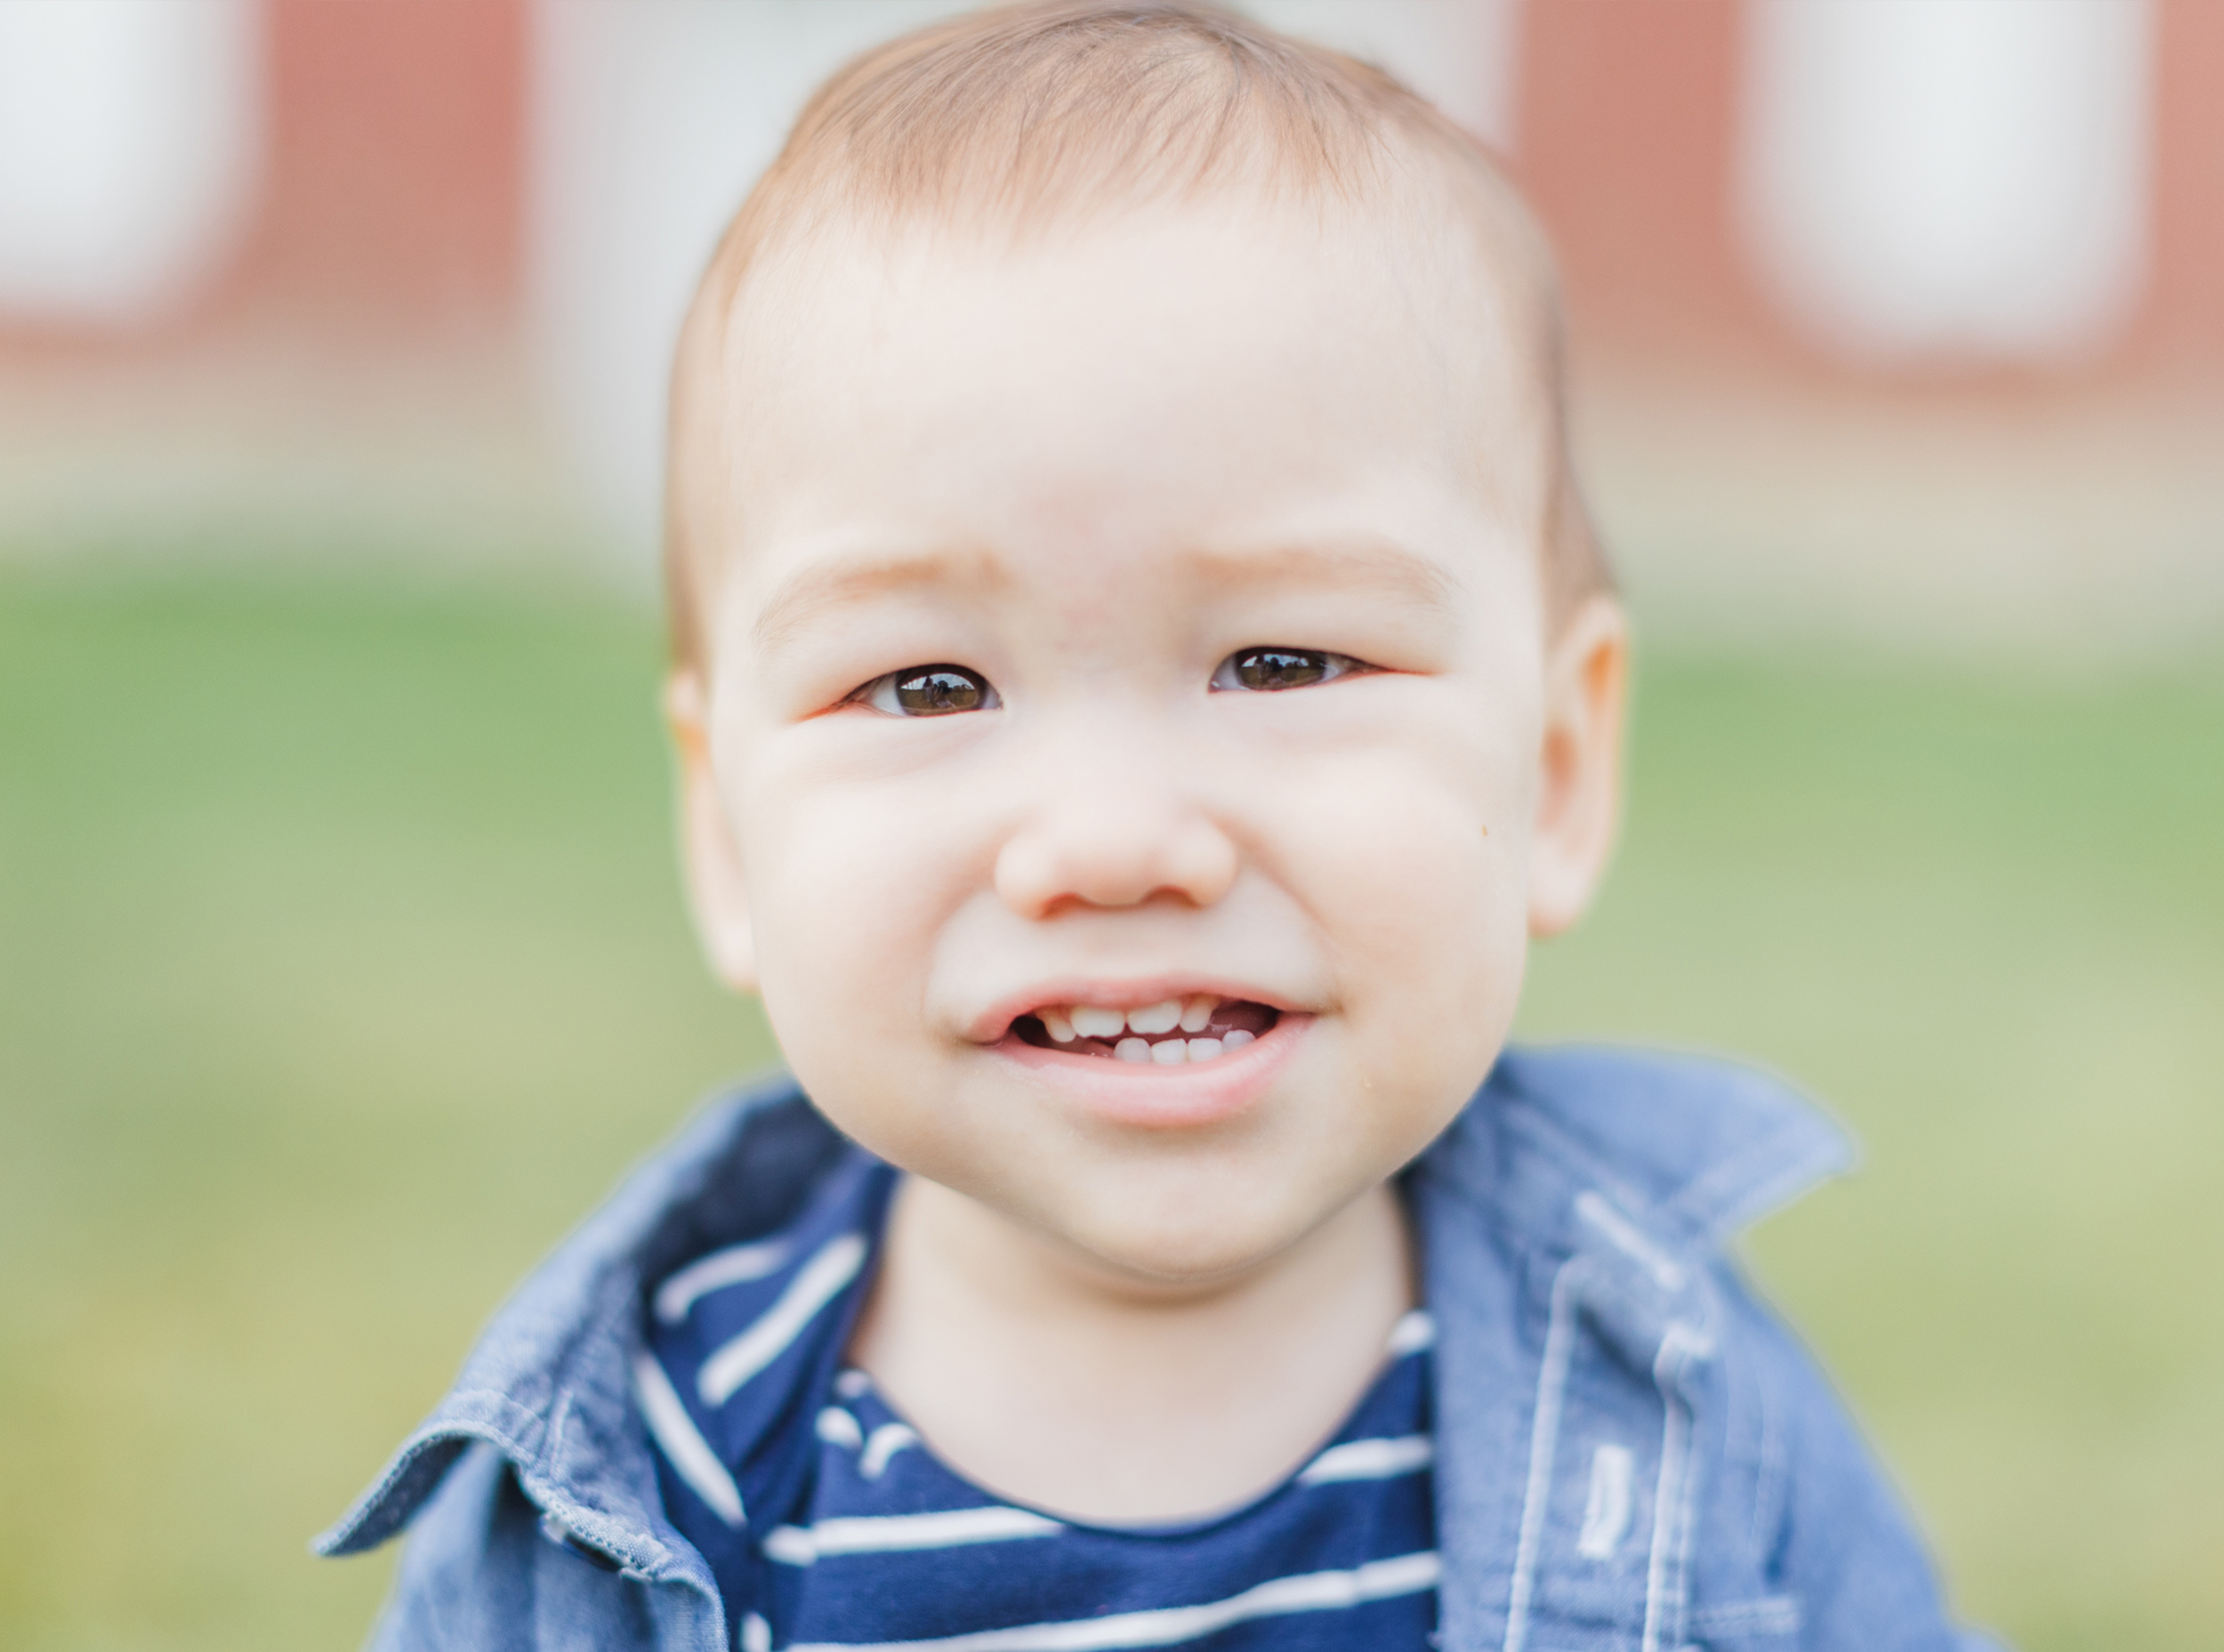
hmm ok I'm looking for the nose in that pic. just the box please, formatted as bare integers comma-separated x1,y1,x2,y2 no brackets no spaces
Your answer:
993,749,1239,920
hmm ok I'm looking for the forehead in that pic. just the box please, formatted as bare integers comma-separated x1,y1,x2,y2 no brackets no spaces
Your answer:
696,195,1551,635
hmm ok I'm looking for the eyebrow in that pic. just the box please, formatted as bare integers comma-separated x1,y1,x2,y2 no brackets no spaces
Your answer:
751,544,1009,659
747,534,1461,658
1180,538,1463,614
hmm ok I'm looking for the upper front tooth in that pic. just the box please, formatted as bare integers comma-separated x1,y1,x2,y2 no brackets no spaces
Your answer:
1126,998,1183,1036
1070,1006,1126,1038
1179,995,1216,1033
1039,1007,1076,1043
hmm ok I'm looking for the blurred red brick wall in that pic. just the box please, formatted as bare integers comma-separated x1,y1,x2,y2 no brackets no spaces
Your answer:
6,0,2215,379
2138,0,2224,372
218,0,527,334
0,0,527,350
1514,0,2224,386
1511,0,1758,371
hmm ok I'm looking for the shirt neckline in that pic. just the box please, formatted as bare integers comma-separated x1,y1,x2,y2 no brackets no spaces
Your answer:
807,1305,1435,1543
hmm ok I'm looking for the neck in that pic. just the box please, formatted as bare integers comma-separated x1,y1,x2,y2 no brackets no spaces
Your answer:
847,1173,1414,1523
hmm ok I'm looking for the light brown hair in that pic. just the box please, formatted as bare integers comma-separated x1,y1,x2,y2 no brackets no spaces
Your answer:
665,0,1609,672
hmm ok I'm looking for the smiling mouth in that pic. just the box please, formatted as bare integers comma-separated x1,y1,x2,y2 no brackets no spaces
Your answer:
1011,995,1281,1064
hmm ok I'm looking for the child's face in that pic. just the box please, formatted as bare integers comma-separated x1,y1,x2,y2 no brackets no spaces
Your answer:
674,201,1623,1285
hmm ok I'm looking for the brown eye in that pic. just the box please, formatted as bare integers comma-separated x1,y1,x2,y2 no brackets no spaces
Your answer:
1234,649,1326,690
858,665,1000,716
1213,648,1369,692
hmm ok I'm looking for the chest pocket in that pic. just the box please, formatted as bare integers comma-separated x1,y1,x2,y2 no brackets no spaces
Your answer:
1503,1200,1800,1652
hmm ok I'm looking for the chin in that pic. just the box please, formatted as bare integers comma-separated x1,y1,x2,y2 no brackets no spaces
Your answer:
1051,1188,1326,1287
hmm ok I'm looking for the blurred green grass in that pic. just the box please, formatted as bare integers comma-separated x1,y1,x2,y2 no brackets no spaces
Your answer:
1,568,2217,1650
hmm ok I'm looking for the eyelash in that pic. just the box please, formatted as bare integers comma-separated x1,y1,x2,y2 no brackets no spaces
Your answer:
846,649,1375,717
847,665,1001,717
1208,648,1375,694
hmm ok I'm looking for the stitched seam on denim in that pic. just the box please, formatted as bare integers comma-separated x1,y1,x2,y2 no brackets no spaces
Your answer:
316,1410,538,1553
1667,1341,1703,1652
1503,1257,1584,1652
534,1387,681,1576
1750,1312,1787,1558
378,1393,544,1502
533,1273,667,1527
547,1388,576,1497
1673,1133,1804,1232
1640,1326,1702,1652
1689,1595,1802,1633
1499,1104,1660,1230
1501,1080,1818,1257
512,1451,680,1577
1574,1190,1688,1292
1682,1132,1853,1245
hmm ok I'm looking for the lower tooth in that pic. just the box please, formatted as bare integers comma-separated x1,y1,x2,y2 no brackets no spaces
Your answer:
1186,1037,1222,1062
1150,1039,1186,1065
1114,1037,1151,1063
1222,1028,1255,1050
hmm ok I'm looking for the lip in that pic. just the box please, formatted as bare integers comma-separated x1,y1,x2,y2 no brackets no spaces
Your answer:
989,1008,1312,1130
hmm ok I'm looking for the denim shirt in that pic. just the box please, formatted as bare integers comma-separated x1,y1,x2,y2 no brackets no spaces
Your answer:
320,1045,2000,1651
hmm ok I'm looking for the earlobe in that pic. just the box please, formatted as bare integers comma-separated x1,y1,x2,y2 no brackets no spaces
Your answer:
1527,598,1629,939
666,672,758,993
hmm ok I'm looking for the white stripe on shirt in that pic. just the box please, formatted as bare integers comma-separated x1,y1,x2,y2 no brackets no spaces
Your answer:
632,1353,745,1527
653,1237,790,1326
858,1422,919,1479
764,1506,1065,1565
1385,1310,1436,1356
1298,1433,1435,1484
700,1233,869,1406
782,1550,1441,1652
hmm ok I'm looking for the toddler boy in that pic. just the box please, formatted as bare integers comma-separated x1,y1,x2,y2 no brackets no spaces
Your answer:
323,5,1996,1648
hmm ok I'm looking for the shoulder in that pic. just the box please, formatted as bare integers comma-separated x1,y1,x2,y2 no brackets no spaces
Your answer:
364,1442,701,1652
1415,1044,1993,1650
321,1072,855,1649
1447,1042,1857,1249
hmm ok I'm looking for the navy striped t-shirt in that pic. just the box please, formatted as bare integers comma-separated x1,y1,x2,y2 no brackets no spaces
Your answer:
636,1149,1438,1652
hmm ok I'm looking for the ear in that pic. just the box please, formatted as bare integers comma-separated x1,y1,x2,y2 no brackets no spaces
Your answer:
1527,597,1629,938
666,670,758,992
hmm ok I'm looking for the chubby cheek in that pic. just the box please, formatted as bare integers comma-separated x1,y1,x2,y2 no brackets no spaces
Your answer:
1274,705,1535,1123
726,753,980,1131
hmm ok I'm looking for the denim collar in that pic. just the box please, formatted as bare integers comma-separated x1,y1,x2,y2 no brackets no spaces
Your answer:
318,1044,1849,1649
1406,1046,1852,1649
